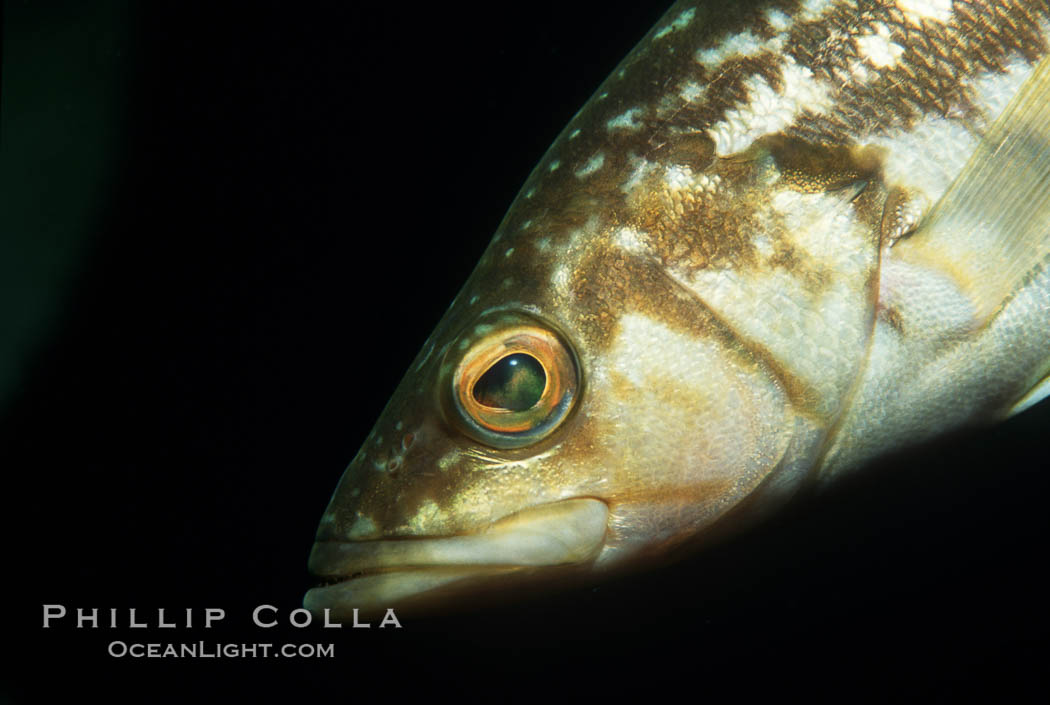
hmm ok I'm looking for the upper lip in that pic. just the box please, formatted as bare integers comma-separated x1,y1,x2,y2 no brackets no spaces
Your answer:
304,498,608,613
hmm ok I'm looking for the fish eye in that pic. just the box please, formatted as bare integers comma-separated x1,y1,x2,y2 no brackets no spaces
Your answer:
448,313,579,449
472,353,546,411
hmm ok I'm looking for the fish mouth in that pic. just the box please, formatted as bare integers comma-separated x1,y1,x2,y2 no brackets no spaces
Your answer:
304,498,609,617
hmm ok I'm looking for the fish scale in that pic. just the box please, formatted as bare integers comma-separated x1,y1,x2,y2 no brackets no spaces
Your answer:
305,0,1050,616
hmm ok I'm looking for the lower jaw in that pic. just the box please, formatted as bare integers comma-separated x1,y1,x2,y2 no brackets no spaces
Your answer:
303,560,615,619
305,498,613,618
304,566,525,618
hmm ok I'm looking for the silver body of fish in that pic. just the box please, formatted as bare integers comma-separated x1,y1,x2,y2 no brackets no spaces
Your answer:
306,0,1050,615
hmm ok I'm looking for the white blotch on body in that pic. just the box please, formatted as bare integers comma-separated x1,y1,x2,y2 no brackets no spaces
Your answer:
765,8,792,32
348,514,378,539
855,23,904,68
698,173,721,193
404,499,446,534
799,0,837,22
621,154,656,193
753,234,774,259
575,152,606,179
847,60,871,82
896,0,953,25
708,56,832,156
614,227,650,255
653,7,696,40
679,81,705,103
552,265,572,298
664,164,721,194
607,108,643,131
665,164,696,190
437,449,460,471
695,30,786,70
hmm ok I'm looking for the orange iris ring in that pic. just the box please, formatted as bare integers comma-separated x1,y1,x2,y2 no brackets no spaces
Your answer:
452,325,577,444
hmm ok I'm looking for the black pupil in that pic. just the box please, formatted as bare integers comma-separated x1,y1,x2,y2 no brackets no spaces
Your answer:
473,353,546,411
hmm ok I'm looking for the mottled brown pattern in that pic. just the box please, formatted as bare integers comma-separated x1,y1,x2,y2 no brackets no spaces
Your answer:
474,0,1050,354
507,0,1050,262
567,247,714,350
566,242,821,412
500,0,1048,310
627,164,761,272
786,0,1050,144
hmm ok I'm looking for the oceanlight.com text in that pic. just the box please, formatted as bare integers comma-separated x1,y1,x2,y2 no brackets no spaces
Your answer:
107,641,335,658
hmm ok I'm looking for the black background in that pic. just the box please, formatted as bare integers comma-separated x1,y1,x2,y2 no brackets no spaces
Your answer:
4,1,1049,701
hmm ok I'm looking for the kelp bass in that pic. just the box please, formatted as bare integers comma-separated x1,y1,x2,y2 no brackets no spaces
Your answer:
306,0,1050,616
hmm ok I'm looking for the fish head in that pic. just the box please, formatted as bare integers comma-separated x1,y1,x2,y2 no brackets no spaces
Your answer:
296,0,1050,617
304,138,845,616
304,0,992,616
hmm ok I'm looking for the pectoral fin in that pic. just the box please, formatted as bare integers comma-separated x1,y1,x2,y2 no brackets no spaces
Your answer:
896,53,1050,325
1009,373,1050,417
